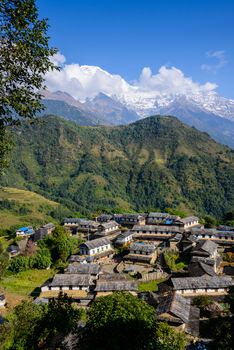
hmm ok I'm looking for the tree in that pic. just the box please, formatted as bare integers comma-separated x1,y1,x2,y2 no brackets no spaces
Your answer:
83,292,156,350
0,243,9,279
0,294,82,350
45,226,78,263
0,0,58,171
211,287,234,350
155,322,187,350
0,300,46,350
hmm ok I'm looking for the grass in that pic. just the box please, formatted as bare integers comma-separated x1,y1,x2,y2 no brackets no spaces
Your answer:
138,279,165,292
1,268,54,297
0,187,59,229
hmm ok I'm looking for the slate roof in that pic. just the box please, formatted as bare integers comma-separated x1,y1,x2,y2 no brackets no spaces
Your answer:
80,237,111,250
217,225,234,231
98,221,119,229
171,276,233,290
129,242,157,253
192,240,218,256
189,261,216,277
65,264,101,275
64,218,82,224
191,228,234,240
97,214,113,221
42,223,55,230
95,281,138,292
157,292,191,323
133,225,182,233
180,216,199,224
98,273,128,281
49,274,91,287
115,231,133,240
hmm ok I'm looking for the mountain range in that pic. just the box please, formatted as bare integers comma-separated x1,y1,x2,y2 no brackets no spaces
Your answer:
2,115,234,218
42,85,234,148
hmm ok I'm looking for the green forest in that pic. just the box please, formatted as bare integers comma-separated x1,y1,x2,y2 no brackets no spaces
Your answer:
2,115,234,218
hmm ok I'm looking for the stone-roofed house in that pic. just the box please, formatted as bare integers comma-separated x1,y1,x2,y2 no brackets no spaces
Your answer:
34,223,55,241
174,216,199,229
218,225,234,231
94,273,138,297
115,231,134,246
7,239,29,257
64,218,99,233
79,237,113,259
170,276,233,296
124,242,158,265
41,273,92,292
96,214,113,223
169,233,183,251
95,221,120,237
40,273,94,305
191,228,234,246
113,214,145,227
156,292,200,336
65,263,101,278
146,212,179,225
191,240,221,271
132,225,183,241
188,261,216,277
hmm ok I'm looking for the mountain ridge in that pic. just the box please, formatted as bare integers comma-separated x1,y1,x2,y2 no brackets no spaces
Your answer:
2,115,234,218
42,90,234,148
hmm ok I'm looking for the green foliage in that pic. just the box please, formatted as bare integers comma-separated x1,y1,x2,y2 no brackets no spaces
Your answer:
222,252,234,263
202,215,218,228
8,246,51,273
85,292,156,350
0,243,9,279
210,287,234,349
193,295,214,310
0,300,46,350
2,115,234,217
138,279,165,292
0,293,82,350
163,250,187,271
155,322,187,350
0,0,58,173
42,226,78,263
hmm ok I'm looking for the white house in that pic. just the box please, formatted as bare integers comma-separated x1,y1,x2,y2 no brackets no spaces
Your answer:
79,237,112,257
115,231,134,246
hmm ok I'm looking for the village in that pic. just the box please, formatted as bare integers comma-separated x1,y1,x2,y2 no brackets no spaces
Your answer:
1,211,234,345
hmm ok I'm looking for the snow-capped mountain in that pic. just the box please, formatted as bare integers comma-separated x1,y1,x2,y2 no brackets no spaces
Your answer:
44,61,234,147
117,91,234,122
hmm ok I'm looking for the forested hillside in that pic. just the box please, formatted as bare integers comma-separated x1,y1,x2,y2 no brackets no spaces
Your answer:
2,115,234,217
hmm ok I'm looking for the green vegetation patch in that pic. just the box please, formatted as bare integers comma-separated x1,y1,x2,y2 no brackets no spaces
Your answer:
138,279,165,292
1,268,54,296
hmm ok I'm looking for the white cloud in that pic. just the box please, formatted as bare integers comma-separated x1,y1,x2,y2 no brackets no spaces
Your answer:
135,65,217,94
50,52,66,66
45,52,218,101
201,50,228,73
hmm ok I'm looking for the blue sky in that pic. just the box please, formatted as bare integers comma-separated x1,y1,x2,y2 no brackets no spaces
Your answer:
37,0,234,99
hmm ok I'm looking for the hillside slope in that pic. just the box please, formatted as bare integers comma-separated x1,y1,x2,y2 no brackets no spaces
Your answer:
2,115,234,217
0,187,67,229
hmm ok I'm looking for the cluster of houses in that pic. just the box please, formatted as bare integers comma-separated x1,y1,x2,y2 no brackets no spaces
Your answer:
3,211,234,339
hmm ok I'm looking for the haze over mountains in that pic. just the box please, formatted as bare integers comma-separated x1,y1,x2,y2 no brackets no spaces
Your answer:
42,62,234,148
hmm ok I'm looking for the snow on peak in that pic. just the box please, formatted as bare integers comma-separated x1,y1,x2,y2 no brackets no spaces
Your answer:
45,54,234,121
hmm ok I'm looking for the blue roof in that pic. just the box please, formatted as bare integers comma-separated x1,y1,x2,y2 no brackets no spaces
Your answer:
18,227,28,232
